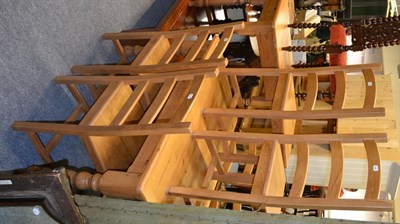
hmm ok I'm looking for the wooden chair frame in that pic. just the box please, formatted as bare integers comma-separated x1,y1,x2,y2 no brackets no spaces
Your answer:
12,21,245,172
70,21,245,110
215,63,384,167
12,69,218,172
168,130,393,212
72,21,245,74
221,63,382,110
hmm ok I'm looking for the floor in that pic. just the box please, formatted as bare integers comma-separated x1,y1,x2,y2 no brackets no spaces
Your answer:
0,0,174,171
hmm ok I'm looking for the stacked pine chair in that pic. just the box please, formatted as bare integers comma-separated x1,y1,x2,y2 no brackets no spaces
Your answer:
169,63,397,214
12,20,399,217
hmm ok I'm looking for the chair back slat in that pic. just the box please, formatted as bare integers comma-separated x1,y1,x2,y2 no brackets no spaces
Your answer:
251,141,278,195
362,68,377,109
139,78,177,124
158,33,187,64
364,140,381,200
303,73,318,111
295,73,318,133
170,75,207,122
210,27,234,59
111,81,149,125
132,35,169,66
205,139,226,175
80,82,126,126
184,30,210,62
288,142,309,198
326,141,344,198
332,71,346,110
202,35,220,60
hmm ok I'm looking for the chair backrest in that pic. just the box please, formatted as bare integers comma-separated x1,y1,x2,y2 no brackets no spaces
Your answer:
169,130,393,212
207,63,385,170
13,68,218,172
212,63,384,132
71,21,245,75
71,69,221,172
70,22,244,104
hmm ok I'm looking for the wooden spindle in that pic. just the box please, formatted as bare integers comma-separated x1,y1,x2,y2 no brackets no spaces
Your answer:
66,169,141,199
67,170,102,192
189,0,265,7
123,45,143,57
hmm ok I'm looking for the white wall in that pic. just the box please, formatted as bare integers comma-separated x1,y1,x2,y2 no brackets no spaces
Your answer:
325,189,391,222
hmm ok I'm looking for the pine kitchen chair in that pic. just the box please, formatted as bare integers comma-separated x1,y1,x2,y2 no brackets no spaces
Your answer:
74,21,245,73
13,67,235,202
70,21,245,102
12,21,244,171
168,130,397,213
215,63,385,167
11,21,249,201
12,69,218,172
166,61,389,211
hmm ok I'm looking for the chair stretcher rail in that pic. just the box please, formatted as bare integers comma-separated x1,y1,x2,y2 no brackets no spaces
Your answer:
12,122,192,136
168,186,393,211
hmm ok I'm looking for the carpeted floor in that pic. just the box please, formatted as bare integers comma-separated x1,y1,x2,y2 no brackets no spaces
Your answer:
0,0,174,171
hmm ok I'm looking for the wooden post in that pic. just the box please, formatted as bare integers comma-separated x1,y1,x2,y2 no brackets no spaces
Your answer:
67,170,141,200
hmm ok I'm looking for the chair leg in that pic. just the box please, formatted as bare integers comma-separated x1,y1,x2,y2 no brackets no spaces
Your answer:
112,39,129,64
26,132,53,163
